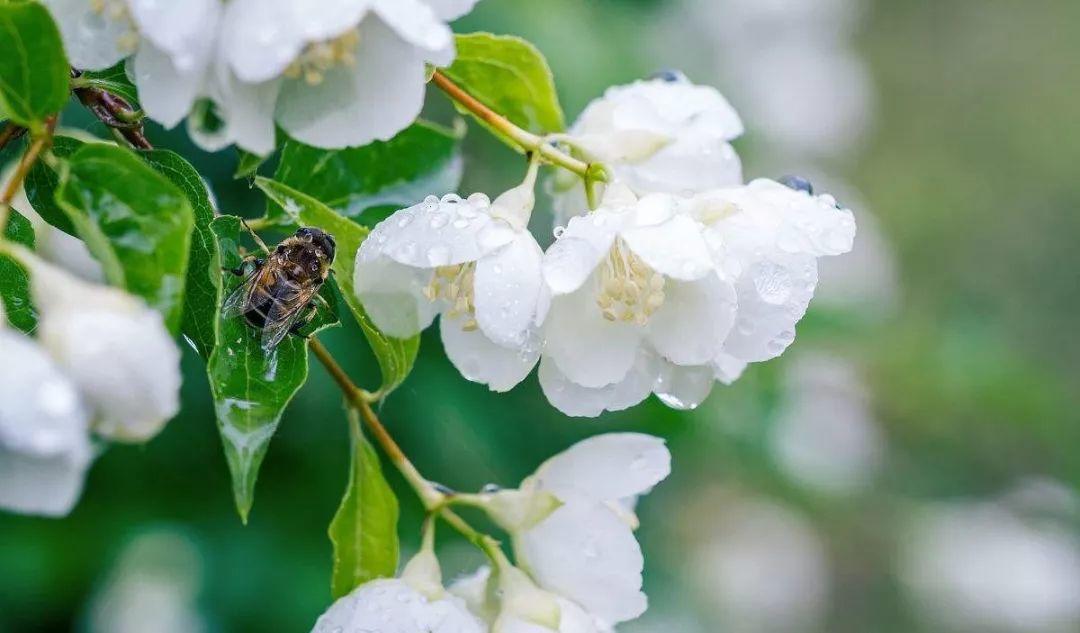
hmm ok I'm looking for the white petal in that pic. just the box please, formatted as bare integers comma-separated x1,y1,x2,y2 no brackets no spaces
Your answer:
542,283,641,389
423,0,480,21
652,360,714,411
222,0,307,83
746,178,857,257
622,138,742,195
646,273,736,366
0,445,91,517
537,352,656,418
130,44,203,128
276,17,426,148
474,232,544,348
127,0,219,74
542,212,619,296
621,213,713,281
448,567,497,624
290,0,373,43
311,578,485,633
533,433,671,503
440,315,538,392
713,351,748,385
353,252,438,338
519,501,647,624
372,0,455,65
43,0,131,70
373,195,513,269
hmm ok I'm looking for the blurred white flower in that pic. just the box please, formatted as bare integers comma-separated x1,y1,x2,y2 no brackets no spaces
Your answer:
44,0,222,129
195,0,479,153
484,433,671,626
355,189,547,392
690,498,830,633
0,327,92,517
551,73,743,226
769,352,884,495
900,501,1080,632
539,185,736,416
27,257,181,443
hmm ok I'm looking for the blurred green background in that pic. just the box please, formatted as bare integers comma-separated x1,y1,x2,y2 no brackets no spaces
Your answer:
4,0,1080,631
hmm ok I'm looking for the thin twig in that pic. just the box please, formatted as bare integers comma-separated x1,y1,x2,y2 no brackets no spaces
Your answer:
430,70,595,179
0,123,27,154
0,117,56,230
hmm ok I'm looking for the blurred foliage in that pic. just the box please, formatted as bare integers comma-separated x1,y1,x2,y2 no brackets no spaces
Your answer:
2,0,1079,631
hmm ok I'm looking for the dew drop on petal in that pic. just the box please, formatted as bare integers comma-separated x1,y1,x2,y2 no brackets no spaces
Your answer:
553,225,566,238
751,261,794,305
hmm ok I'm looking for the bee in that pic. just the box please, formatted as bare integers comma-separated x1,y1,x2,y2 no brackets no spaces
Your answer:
223,226,337,352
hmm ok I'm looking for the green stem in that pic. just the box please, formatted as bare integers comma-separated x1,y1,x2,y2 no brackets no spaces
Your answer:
431,70,601,181
0,118,55,231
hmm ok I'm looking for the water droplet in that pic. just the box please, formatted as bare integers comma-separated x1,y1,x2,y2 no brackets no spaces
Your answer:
481,483,501,493
426,245,451,266
751,260,793,305
397,213,414,228
553,226,566,238
395,241,418,261
429,213,449,229
452,218,469,229
423,195,439,204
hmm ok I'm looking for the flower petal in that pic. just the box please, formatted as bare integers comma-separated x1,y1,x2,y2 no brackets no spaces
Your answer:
542,212,619,296
373,195,514,269
372,0,455,66
646,273,736,366
542,282,641,389
621,214,713,281
537,352,656,418
130,44,204,128
353,252,438,338
713,351,748,385
222,0,306,83
474,232,544,348
127,0,219,74
519,501,647,624
42,0,131,70
275,17,426,148
0,446,91,517
533,432,671,503
423,0,480,21
440,314,538,392
652,360,714,411
311,578,485,633
746,178,857,257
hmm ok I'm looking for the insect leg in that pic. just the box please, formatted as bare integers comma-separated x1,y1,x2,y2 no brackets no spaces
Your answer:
289,304,320,336
223,254,263,277
240,218,273,256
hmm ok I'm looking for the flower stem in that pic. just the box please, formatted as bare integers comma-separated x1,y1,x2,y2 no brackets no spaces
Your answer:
430,70,596,180
0,117,55,233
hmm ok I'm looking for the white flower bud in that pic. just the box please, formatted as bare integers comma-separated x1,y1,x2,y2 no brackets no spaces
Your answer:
492,565,563,633
27,257,181,443
480,487,563,533
0,328,92,517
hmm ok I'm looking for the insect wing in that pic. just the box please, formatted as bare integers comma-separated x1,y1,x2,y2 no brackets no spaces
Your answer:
221,266,262,319
260,281,317,352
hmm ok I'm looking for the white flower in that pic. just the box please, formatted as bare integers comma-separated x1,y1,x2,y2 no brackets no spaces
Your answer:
27,258,181,443
355,189,547,392
539,185,736,416
485,433,671,626
0,327,93,517
551,72,744,226
197,0,479,153
312,578,484,633
44,0,222,129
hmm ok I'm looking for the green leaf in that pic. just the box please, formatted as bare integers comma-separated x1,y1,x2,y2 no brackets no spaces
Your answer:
442,33,565,136
141,149,220,357
24,136,86,236
76,63,139,105
55,143,193,332
234,149,269,179
255,178,419,397
329,411,399,598
0,2,69,130
207,216,309,523
268,120,463,227
0,209,36,332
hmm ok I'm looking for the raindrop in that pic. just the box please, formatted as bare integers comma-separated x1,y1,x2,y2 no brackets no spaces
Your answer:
429,213,449,229
481,483,501,493
553,226,566,238
751,261,793,305
397,213,414,228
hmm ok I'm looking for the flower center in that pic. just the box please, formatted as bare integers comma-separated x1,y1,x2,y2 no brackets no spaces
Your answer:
424,263,478,331
284,30,361,86
596,239,665,325
89,0,139,53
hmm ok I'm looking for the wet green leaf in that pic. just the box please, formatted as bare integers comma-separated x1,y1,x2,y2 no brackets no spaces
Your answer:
329,410,399,598
0,2,69,130
0,209,36,332
267,120,464,227
76,63,139,105
23,135,83,235
255,178,419,397
56,143,193,332
442,33,565,137
207,216,309,523
141,149,220,357
234,149,269,179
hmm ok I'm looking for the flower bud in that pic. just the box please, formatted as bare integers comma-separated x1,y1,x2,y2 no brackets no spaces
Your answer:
480,487,563,533
27,257,181,443
0,328,92,517
492,564,563,633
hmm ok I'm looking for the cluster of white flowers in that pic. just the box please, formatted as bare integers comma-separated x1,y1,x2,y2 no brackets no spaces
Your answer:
312,433,671,632
356,74,856,416
45,0,481,154
0,253,180,517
